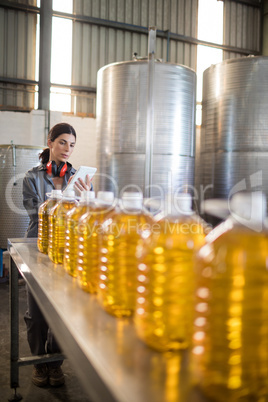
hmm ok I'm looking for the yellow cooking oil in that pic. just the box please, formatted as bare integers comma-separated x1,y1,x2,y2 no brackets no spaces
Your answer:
191,192,268,402
77,191,115,293
63,191,95,277
48,189,77,264
98,191,154,318
134,193,210,352
37,189,62,254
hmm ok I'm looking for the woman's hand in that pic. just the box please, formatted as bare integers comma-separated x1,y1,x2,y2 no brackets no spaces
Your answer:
73,173,92,195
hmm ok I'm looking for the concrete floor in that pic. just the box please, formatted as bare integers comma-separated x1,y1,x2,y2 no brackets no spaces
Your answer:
0,279,93,402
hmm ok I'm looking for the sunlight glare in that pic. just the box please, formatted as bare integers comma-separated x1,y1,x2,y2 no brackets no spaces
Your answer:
53,0,73,14
196,0,224,124
198,0,223,44
50,15,72,111
51,17,72,85
196,45,223,102
50,87,71,113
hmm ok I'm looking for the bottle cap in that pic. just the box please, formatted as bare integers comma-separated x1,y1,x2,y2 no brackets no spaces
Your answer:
166,193,193,216
122,191,143,199
230,191,266,228
62,189,76,199
175,193,192,214
46,189,62,199
80,191,95,201
51,189,62,195
97,191,114,204
121,191,143,210
201,199,229,220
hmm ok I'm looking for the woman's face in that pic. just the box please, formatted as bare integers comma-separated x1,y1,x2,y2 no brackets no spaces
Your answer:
48,133,76,165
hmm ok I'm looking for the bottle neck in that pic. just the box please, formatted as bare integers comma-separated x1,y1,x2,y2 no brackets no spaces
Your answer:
120,198,143,213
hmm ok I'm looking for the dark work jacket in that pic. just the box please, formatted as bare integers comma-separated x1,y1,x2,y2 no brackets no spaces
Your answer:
23,163,76,238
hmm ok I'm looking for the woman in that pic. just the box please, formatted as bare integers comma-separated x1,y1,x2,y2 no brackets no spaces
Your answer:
23,122,92,387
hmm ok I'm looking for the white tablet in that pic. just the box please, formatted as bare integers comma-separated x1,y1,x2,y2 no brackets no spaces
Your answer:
63,166,97,194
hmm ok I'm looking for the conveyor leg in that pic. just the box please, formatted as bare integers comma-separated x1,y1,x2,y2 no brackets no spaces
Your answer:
9,257,20,394
8,388,22,401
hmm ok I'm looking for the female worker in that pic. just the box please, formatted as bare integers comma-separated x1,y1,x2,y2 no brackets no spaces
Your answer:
23,122,92,387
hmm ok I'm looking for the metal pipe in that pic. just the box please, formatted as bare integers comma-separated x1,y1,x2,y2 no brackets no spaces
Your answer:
38,0,52,110
262,0,268,54
11,142,16,167
17,353,65,366
165,30,170,62
9,255,20,390
0,0,39,13
0,76,96,93
144,27,156,199
11,142,17,186
221,0,261,7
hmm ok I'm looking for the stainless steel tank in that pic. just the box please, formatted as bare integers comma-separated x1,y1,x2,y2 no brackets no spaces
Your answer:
96,60,196,198
197,56,268,202
0,144,43,248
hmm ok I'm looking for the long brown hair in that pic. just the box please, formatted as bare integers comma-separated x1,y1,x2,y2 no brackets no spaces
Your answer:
39,122,77,164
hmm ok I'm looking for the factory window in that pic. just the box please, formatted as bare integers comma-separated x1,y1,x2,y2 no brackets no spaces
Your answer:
196,0,223,125
50,0,73,113
34,0,73,112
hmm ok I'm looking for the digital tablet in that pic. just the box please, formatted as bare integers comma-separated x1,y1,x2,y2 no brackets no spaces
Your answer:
63,166,97,194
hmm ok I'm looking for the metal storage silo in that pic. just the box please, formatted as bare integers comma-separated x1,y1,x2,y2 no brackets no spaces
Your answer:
197,56,268,203
0,144,43,249
96,60,196,198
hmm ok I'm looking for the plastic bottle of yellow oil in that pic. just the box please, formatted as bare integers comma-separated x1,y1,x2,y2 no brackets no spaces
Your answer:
77,191,115,293
48,189,78,264
98,191,154,318
191,192,268,401
134,193,209,352
37,189,62,254
63,191,95,277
